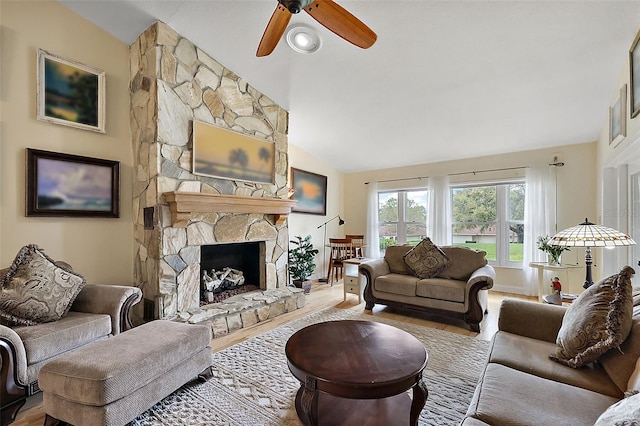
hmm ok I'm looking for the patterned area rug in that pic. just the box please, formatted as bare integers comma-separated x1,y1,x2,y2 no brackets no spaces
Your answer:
130,308,489,426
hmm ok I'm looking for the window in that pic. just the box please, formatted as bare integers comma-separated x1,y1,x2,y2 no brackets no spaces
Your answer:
450,182,524,266
378,190,428,252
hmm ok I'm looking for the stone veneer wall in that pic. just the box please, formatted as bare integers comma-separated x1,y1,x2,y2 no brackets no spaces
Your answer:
129,22,291,320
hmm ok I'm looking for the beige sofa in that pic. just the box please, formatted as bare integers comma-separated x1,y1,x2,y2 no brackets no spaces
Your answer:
463,295,640,425
359,244,495,332
1,283,142,426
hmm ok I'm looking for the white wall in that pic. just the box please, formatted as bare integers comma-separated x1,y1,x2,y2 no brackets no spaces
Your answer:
597,24,640,281
287,143,344,280
0,1,133,284
344,143,597,295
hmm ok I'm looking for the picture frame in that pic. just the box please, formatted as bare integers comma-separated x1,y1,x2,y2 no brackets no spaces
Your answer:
630,29,640,118
37,49,106,133
26,148,120,218
290,168,327,215
609,84,627,147
192,120,275,184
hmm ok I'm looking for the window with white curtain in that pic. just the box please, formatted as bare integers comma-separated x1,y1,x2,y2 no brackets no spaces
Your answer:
378,190,428,252
450,181,525,266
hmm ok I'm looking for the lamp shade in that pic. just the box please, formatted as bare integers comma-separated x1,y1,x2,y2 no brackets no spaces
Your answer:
548,218,635,247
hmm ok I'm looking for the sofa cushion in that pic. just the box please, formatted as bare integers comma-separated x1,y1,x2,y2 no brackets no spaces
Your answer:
402,238,450,279
12,311,111,365
594,392,640,426
489,331,622,398
416,278,466,303
466,363,619,426
0,245,86,326
437,246,488,281
383,245,413,275
551,266,634,368
375,273,418,297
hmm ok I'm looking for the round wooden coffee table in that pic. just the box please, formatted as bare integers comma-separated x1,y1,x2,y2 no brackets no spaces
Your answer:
285,320,428,426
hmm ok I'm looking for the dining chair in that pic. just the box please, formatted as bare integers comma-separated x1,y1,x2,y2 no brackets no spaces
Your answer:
328,238,352,285
345,234,365,258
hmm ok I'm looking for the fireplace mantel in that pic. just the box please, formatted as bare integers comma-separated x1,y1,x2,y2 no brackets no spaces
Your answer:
164,192,297,227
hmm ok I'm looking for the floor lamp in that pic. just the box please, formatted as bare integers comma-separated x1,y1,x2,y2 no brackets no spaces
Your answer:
548,218,635,289
317,215,345,283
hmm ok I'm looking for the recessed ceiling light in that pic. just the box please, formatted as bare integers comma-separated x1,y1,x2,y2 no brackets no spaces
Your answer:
286,24,322,54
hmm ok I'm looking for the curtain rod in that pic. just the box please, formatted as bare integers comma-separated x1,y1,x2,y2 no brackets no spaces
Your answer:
448,166,528,177
365,176,428,185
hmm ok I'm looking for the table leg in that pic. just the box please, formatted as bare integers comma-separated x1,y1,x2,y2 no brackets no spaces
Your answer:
295,377,319,426
537,268,544,302
410,377,428,426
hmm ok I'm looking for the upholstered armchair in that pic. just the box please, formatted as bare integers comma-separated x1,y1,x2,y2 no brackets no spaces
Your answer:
0,246,142,426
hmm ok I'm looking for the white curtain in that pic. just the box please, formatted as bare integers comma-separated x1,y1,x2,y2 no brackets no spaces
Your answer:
366,182,381,259
523,166,557,295
427,175,452,246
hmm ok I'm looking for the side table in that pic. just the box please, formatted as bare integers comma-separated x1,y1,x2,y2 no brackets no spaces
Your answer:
529,262,581,302
343,257,369,303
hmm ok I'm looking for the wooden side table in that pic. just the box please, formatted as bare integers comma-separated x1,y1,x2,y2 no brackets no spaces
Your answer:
342,257,368,303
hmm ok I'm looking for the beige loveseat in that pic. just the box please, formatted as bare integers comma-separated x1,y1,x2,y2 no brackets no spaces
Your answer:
0,247,143,426
463,281,640,424
359,244,495,332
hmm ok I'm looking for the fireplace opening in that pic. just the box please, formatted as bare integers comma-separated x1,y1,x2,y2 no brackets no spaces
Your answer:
200,241,265,305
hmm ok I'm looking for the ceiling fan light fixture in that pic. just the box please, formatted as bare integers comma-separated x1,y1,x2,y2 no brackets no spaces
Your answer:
286,24,322,54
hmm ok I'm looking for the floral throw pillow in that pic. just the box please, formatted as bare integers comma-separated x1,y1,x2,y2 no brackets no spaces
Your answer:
0,244,85,325
550,266,634,368
402,237,450,279
594,392,640,426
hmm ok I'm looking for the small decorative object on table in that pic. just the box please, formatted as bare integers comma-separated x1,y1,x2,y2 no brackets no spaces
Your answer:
551,276,562,294
537,235,570,265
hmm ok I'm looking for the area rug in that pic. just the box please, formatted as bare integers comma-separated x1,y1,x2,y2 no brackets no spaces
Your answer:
129,308,489,426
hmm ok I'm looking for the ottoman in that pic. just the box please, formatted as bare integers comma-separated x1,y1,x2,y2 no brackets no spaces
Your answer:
39,320,213,426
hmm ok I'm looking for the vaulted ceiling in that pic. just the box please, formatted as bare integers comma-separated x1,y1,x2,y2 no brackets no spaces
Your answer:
61,0,640,172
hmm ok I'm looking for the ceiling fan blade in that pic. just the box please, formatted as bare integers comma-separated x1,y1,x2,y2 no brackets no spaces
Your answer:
257,4,292,57
304,0,377,49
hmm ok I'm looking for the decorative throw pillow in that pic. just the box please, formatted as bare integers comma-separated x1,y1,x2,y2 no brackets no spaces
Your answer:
437,246,488,280
402,237,450,279
550,266,635,368
593,392,640,426
0,245,85,325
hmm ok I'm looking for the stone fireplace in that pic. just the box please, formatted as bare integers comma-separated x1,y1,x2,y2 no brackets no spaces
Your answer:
128,22,305,335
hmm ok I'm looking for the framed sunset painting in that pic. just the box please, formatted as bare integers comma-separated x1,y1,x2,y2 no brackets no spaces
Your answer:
290,168,327,215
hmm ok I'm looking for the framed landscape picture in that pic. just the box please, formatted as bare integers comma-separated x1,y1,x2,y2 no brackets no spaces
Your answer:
26,149,119,217
37,49,106,133
609,84,627,147
290,168,327,215
192,120,275,184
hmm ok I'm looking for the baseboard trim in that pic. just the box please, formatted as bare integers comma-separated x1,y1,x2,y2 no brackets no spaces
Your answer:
490,284,528,295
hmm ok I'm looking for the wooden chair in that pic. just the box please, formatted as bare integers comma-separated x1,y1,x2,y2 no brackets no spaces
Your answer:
328,238,352,285
345,234,365,258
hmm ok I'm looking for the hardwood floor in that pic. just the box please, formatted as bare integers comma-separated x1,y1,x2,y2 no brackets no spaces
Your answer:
12,280,534,426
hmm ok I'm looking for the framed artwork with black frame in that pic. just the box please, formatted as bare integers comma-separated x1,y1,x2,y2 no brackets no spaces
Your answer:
630,28,640,118
26,148,120,218
290,168,327,215
36,49,106,133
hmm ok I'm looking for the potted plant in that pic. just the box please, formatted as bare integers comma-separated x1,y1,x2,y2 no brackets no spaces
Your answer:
537,235,570,265
288,235,319,294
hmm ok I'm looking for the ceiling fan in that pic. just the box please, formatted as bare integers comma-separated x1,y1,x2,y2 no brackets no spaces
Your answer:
256,0,377,57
